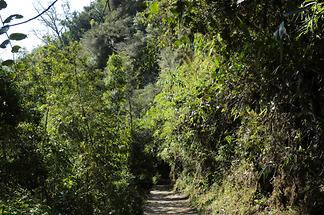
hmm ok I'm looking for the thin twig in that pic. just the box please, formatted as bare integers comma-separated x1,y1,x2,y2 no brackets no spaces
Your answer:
7,0,59,28
103,0,110,12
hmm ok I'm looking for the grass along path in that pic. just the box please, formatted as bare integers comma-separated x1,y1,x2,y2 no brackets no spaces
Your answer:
144,185,198,215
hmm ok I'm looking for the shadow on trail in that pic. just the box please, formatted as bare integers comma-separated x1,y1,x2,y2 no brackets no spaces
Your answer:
144,185,198,215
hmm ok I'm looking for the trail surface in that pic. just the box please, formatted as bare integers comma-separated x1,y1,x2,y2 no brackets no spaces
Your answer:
144,185,198,215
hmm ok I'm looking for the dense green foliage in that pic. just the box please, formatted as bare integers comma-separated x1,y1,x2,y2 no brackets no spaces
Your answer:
140,0,324,214
1,0,323,214
1,1,150,214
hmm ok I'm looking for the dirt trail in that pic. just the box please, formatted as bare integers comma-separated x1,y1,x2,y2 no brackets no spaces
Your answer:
144,185,198,215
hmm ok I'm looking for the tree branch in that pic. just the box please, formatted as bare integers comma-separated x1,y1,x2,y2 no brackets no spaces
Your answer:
104,0,111,12
7,0,59,28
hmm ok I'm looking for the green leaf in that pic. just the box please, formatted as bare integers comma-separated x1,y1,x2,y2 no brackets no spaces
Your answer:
237,16,251,40
11,45,21,53
9,33,27,41
150,2,159,15
0,39,10,48
273,21,286,40
0,0,7,10
0,25,9,35
278,21,286,39
2,59,14,66
3,14,24,24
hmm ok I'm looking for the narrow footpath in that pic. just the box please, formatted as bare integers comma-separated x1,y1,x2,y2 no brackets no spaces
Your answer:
144,185,198,215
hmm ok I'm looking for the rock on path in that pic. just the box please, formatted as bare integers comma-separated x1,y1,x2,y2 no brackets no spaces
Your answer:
144,185,198,215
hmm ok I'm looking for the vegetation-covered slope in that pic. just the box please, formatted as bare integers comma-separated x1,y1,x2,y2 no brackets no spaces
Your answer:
141,0,324,214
